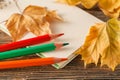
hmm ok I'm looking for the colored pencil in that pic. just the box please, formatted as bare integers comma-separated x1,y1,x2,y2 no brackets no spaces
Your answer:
0,33,64,52
0,42,69,60
0,57,68,69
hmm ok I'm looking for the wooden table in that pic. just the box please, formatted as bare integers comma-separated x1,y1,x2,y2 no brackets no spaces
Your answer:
1,6,120,80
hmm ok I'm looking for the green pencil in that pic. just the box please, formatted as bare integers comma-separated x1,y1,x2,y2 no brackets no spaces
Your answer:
0,43,69,60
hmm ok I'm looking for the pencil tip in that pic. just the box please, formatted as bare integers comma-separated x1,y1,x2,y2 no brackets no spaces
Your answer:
51,33,64,39
63,43,69,46
57,33,64,37
61,58,68,61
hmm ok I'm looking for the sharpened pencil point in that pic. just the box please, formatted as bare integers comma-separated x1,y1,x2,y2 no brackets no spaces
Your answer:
50,33,64,39
61,58,68,61
57,33,64,37
63,43,69,46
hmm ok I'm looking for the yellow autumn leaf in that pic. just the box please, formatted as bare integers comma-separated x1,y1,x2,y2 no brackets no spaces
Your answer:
76,18,120,71
76,23,108,66
98,0,120,18
56,0,98,8
5,5,62,41
56,0,81,5
80,0,99,9
101,18,120,71
57,0,120,18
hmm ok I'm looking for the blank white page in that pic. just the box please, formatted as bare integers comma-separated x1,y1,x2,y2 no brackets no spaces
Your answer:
0,0,20,22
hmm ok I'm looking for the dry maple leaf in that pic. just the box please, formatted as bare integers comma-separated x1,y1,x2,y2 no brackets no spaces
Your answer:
100,18,120,71
5,5,62,41
76,18,120,71
57,0,120,18
75,23,108,66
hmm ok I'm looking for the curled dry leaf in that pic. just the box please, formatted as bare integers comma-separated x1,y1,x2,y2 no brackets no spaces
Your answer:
57,0,120,18
5,5,62,41
76,18,120,71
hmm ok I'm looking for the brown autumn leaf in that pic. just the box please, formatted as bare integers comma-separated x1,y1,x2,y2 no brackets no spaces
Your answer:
45,10,63,22
5,5,62,41
76,18,120,71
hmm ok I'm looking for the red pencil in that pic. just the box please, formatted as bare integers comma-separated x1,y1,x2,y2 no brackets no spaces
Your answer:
0,33,64,52
0,57,67,69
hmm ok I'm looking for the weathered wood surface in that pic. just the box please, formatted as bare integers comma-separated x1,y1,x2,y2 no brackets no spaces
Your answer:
0,6,119,80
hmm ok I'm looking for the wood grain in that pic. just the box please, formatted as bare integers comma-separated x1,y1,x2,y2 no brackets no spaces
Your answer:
0,6,118,80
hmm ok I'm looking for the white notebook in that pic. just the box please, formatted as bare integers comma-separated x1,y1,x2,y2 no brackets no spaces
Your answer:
0,0,103,69
0,0,20,22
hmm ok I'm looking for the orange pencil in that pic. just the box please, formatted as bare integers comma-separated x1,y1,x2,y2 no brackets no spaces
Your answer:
0,57,67,69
